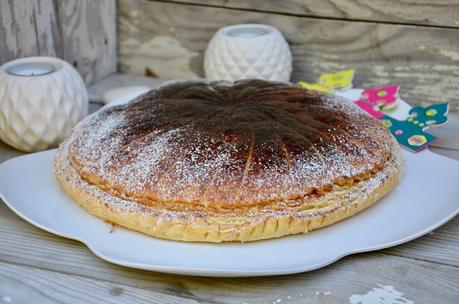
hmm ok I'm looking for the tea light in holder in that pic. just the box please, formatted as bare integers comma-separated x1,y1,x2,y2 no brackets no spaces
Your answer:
204,24,292,82
0,57,88,152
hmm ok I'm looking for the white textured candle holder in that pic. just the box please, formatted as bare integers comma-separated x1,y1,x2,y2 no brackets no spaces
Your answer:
204,24,292,82
0,57,88,152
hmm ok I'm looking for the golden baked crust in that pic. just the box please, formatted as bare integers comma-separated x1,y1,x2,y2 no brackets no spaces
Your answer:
54,80,402,242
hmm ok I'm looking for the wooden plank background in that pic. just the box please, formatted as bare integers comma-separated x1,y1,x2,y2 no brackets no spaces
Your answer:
164,0,459,28
0,0,117,85
118,0,459,112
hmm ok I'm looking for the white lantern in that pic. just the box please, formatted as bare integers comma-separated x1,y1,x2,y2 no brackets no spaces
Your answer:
0,57,88,152
204,24,292,82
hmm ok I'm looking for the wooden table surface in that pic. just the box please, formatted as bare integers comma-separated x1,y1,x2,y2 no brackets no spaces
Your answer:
1,74,458,304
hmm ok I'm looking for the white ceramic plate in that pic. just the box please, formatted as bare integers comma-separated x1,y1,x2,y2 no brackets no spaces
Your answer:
1,143,459,277
1,89,458,277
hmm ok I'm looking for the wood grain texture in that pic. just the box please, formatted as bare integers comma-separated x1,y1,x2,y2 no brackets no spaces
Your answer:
0,0,61,61
0,141,23,164
59,0,117,84
0,0,116,85
429,113,459,151
0,203,458,303
118,0,459,111
430,146,459,161
0,262,197,304
383,216,459,267
161,0,459,28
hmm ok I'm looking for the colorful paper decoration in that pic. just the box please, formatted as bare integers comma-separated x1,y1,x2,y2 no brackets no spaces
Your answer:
297,69,354,93
354,85,400,118
299,70,450,153
297,82,332,93
359,101,449,152
318,69,355,90
362,85,399,111
353,84,449,152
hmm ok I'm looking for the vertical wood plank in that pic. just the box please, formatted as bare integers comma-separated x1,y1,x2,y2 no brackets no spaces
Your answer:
59,0,117,84
0,0,61,63
0,0,117,85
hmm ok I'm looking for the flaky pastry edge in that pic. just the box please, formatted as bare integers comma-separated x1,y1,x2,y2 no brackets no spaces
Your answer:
54,136,402,243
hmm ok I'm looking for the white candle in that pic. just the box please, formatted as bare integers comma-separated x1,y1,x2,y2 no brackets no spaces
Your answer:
6,62,55,77
204,24,292,82
0,56,87,152
227,26,269,38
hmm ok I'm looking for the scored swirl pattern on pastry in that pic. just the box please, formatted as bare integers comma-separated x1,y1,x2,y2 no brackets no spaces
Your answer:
68,80,393,211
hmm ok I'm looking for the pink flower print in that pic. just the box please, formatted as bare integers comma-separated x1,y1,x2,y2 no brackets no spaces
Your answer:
360,85,399,112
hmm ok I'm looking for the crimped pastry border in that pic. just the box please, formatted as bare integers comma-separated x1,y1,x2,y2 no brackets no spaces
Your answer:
54,142,401,243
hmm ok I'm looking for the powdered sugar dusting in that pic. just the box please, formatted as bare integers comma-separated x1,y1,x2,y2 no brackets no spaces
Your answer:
55,128,401,226
61,79,398,211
